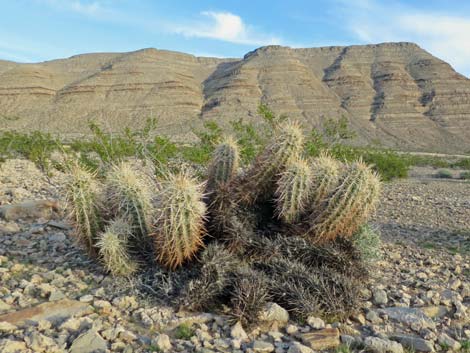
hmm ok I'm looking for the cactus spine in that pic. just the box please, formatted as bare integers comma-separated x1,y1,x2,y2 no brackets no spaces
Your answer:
96,218,138,276
309,154,341,208
307,160,381,243
66,163,103,256
207,136,239,190
236,121,304,204
151,171,207,269
275,157,313,223
104,162,152,238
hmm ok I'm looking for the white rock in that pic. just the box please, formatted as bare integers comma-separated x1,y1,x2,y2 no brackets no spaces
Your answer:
0,321,17,333
438,333,461,351
364,336,404,353
307,316,325,330
253,340,275,352
373,289,388,305
288,342,314,353
231,321,248,341
259,302,289,325
154,333,172,351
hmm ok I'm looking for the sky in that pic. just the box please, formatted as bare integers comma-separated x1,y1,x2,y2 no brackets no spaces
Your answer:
1,0,470,76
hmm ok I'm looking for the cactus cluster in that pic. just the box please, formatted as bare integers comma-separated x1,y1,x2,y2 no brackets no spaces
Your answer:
66,119,382,325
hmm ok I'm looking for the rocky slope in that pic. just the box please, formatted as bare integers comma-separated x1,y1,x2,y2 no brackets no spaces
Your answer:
1,42,470,153
0,160,469,352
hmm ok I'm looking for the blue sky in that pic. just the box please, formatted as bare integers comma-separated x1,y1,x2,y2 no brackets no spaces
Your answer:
1,0,470,76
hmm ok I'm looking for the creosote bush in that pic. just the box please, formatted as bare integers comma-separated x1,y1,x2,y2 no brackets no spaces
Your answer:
66,112,382,327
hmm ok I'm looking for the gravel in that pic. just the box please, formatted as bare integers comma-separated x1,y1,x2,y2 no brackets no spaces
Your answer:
0,159,468,352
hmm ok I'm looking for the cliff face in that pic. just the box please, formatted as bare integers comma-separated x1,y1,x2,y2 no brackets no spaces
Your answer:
1,42,469,153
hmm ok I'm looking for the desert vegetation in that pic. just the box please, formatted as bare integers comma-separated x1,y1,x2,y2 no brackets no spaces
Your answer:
1,106,469,184
62,115,382,325
0,106,468,353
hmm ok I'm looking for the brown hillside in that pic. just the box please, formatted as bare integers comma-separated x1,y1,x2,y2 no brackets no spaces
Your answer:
1,42,470,153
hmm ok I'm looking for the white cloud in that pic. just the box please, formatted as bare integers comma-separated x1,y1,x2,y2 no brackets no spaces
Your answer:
338,0,470,76
171,11,282,46
39,0,107,17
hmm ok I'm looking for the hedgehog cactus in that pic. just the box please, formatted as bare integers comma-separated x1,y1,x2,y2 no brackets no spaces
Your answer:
236,121,304,205
207,136,239,190
96,218,138,276
151,171,207,269
307,160,381,243
275,157,313,223
309,154,341,208
66,163,103,256
104,162,152,238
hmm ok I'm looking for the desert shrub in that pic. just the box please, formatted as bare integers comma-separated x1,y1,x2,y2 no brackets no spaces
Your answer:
174,323,194,340
180,121,222,164
459,171,470,180
230,104,286,164
435,169,453,179
0,130,60,172
305,120,410,181
70,118,178,171
452,158,470,170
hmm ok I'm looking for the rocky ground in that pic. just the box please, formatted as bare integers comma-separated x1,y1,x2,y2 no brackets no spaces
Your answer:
0,160,468,353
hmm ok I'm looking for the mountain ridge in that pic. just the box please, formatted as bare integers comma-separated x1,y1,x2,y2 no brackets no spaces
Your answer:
1,42,469,153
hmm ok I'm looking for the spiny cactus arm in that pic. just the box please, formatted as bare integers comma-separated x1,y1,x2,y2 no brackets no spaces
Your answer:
104,162,153,237
66,163,103,256
207,136,240,189
275,157,313,223
308,154,341,208
151,172,207,269
96,218,138,276
235,121,304,205
306,160,381,243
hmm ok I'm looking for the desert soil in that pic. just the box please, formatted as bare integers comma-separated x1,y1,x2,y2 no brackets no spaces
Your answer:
0,160,468,353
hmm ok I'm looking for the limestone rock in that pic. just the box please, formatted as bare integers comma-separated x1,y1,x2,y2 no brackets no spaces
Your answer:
0,339,28,353
231,321,248,341
364,337,404,353
391,334,434,352
378,307,435,330
0,200,60,221
252,340,275,352
69,329,107,353
297,328,340,350
287,342,314,353
0,299,89,327
437,333,461,351
153,334,172,351
258,303,289,325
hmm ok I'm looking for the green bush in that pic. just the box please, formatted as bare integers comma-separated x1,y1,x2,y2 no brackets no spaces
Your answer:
174,323,194,340
459,171,470,180
0,130,60,172
435,169,453,179
180,121,222,164
452,158,470,170
70,118,178,170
